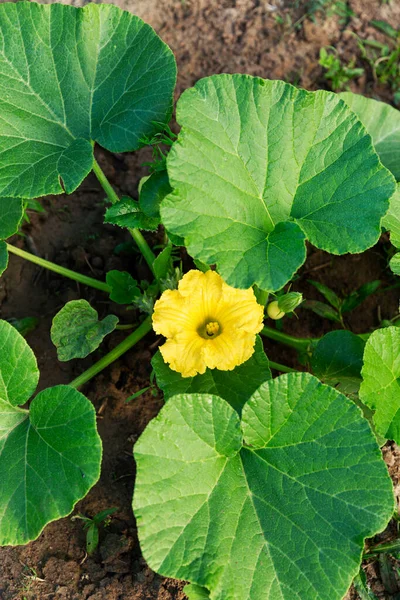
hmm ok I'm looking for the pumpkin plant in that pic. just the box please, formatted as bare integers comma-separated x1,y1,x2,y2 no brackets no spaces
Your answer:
1,3,400,600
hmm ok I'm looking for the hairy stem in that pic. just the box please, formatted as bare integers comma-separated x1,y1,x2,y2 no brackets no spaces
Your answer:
7,244,111,293
69,316,153,389
268,360,296,373
262,326,317,352
92,158,156,275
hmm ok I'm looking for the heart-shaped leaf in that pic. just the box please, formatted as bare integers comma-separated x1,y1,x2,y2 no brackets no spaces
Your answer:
0,320,102,545
0,242,8,277
390,253,400,275
340,92,400,181
161,75,395,291
152,335,271,414
360,327,400,442
0,198,24,239
383,184,400,249
51,300,118,361
311,330,366,392
134,372,394,600
0,2,176,198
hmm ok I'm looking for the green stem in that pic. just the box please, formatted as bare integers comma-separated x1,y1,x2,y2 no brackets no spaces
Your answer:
7,243,111,293
69,316,153,389
92,158,156,276
268,360,296,373
92,158,120,204
262,326,317,353
129,227,157,277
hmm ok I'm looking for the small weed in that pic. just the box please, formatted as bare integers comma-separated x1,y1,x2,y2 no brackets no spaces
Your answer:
72,507,118,555
352,21,400,105
304,279,381,326
319,46,364,91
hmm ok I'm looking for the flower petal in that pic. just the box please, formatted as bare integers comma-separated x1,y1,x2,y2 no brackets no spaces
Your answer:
178,270,223,319
152,290,196,338
202,329,257,371
216,285,264,334
160,332,207,377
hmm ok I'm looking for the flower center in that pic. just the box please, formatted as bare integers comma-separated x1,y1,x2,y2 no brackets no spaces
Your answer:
198,320,221,339
206,321,220,337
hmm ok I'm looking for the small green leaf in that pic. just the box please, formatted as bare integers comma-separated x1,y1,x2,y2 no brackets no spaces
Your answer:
134,373,394,600
7,317,39,337
0,320,102,546
0,198,24,239
104,197,160,231
106,270,140,304
340,92,400,181
140,170,172,218
125,387,151,403
341,280,381,314
303,300,342,323
153,245,173,281
92,507,118,525
51,300,118,361
0,241,8,277
86,523,99,555
384,184,400,248
353,569,379,600
162,75,395,291
311,330,366,391
390,252,400,275
152,336,271,414
370,19,399,39
0,2,176,198
308,280,341,310
360,327,400,442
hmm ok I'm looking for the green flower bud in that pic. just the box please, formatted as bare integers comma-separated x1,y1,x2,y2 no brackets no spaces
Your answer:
277,292,303,314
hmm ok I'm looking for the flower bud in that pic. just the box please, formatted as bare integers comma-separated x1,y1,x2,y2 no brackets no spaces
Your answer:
267,301,285,320
267,293,303,320
278,292,303,314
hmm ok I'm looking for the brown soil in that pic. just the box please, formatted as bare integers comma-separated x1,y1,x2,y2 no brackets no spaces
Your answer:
0,0,400,599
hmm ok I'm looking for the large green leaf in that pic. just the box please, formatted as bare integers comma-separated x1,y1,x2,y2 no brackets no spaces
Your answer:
383,184,400,249
134,373,394,600
152,335,271,414
390,252,400,276
0,2,176,198
0,320,102,545
51,300,118,361
0,241,8,277
359,327,400,442
311,330,366,392
161,75,395,291
0,320,39,407
340,92,400,181
0,198,24,239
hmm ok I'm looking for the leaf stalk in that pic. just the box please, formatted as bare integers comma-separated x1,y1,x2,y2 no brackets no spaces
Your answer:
6,244,111,294
69,316,153,389
92,158,156,276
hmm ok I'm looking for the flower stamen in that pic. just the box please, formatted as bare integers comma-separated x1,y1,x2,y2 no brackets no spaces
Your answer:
205,321,220,337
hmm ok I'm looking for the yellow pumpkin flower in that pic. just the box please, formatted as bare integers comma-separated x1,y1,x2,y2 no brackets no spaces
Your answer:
152,270,264,377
